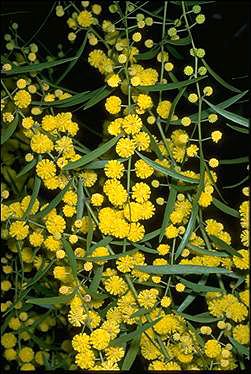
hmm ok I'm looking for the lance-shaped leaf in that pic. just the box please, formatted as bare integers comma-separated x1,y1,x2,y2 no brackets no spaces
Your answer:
1,113,19,144
63,136,120,170
138,76,206,92
23,176,41,219
159,186,177,242
16,159,37,178
62,238,78,279
26,292,75,306
212,197,240,218
209,235,242,257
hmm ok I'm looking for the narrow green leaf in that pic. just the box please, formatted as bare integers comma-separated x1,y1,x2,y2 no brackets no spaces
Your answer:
228,336,249,358
89,265,103,294
88,236,113,255
56,32,88,84
131,308,150,318
26,292,75,306
86,214,94,252
35,180,72,219
2,56,78,75
176,276,224,293
136,152,199,184
1,113,19,144
64,136,119,171
138,76,206,92
111,319,161,346
210,235,242,257
133,243,157,254
76,178,84,220
62,238,78,278
137,46,160,60
84,87,113,110
212,197,240,218
139,228,161,243
202,59,241,93
23,176,41,219
16,159,37,178
85,158,126,169
83,248,138,262
225,122,249,134
159,186,177,242
223,175,249,189
203,98,249,128
186,243,229,258
178,311,221,323
122,337,140,370
164,35,191,46
177,277,207,313
137,264,239,277
219,156,248,165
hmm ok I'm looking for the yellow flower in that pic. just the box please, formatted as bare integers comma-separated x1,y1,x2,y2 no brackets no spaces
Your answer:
14,90,31,108
165,224,179,239
9,221,29,240
90,328,110,350
122,113,143,135
18,347,34,362
72,333,90,352
233,324,249,345
116,138,135,158
104,275,128,295
1,333,17,349
31,134,54,154
135,159,154,179
157,100,172,119
77,10,93,28
132,131,150,151
105,96,121,114
132,182,151,203
75,349,95,369
104,160,125,179
233,249,249,269
211,130,222,143
36,159,56,179
127,222,145,242
138,288,159,308
90,193,104,206
204,339,221,358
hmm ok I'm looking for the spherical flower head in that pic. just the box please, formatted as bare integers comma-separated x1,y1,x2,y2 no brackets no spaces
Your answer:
92,246,109,265
186,144,199,157
105,96,122,114
14,90,31,108
75,349,95,369
116,138,135,158
18,347,34,362
105,160,125,179
90,193,104,207
203,86,213,96
108,118,124,136
22,116,34,129
138,288,159,308
233,324,249,345
132,131,150,151
104,179,127,206
161,296,172,308
188,93,198,103
105,346,125,363
157,243,170,255
233,249,249,270
116,255,134,273
200,326,212,335
164,62,174,72
181,116,191,127
132,182,151,203
204,339,221,358
9,221,29,240
105,275,127,296
122,114,143,135
1,333,17,349
77,10,93,27
139,68,158,86
208,113,218,123
29,231,44,247
46,214,66,235
137,94,153,111
211,130,222,143
165,224,179,239
127,222,145,242
107,74,121,88
225,301,248,322
80,170,97,187
36,159,56,179
184,65,194,76
157,100,172,119
198,191,213,207
175,283,185,292
196,14,206,24
72,333,90,352
135,159,154,179
31,134,54,154
209,158,219,168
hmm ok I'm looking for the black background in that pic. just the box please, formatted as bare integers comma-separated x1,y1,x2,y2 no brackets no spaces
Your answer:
1,1,250,371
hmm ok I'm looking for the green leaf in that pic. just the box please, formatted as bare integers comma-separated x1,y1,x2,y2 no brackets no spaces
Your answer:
62,238,78,279
2,56,78,75
138,76,206,92
174,164,205,260
203,98,249,128
84,158,126,169
136,152,199,184
16,159,37,178
225,122,249,134
63,136,119,171
177,277,207,313
83,248,138,262
212,197,240,218
26,292,75,306
202,59,241,93
164,35,191,46
139,228,161,243
176,276,224,293
111,319,161,346
83,87,113,110
228,336,249,358
159,186,177,242
34,180,72,219
137,264,239,277
1,113,19,144
178,311,221,323
56,32,88,84
89,265,103,294
219,156,248,165
122,337,140,370
132,243,157,254
223,175,249,189
86,214,94,252
23,176,41,219
137,46,160,60
131,308,150,318
209,235,242,257
88,236,113,255
76,178,84,220
186,243,229,258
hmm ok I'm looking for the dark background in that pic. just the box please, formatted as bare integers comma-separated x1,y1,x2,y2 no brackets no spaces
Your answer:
1,1,250,371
